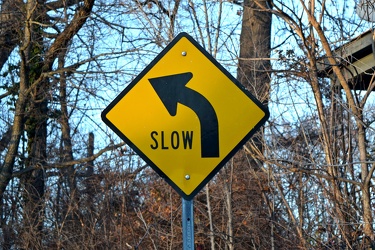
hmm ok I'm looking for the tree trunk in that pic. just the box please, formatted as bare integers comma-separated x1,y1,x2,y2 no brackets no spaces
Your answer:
237,0,271,105
20,1,47,247
236,0,272,247
0,0,23,71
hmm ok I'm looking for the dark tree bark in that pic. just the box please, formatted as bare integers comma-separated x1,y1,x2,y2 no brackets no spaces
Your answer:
233,0,273,248
0,0,23,71
237,0,271,105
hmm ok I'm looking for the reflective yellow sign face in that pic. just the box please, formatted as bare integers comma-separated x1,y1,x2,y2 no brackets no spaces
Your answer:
102,33,269,200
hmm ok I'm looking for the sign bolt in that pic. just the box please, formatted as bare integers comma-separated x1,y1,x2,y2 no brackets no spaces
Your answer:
182,51,187,56
185,174,190,180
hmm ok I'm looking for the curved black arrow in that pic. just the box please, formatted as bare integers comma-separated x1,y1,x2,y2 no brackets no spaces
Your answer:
149,72,219,158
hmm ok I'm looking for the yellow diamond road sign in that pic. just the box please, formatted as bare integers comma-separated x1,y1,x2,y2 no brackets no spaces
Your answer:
102,32,269,200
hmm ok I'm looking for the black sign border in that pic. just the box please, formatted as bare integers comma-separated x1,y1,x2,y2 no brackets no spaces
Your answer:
101,32,270,200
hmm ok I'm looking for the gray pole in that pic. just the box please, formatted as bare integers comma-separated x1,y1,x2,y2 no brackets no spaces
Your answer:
182,198,195,250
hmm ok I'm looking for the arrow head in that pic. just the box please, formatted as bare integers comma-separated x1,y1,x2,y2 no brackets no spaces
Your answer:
149,72,193,116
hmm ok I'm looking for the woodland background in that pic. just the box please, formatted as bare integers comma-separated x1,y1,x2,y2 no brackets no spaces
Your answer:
0,0,375,249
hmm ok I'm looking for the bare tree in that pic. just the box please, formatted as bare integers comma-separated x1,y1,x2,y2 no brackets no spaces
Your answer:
249,0,375,248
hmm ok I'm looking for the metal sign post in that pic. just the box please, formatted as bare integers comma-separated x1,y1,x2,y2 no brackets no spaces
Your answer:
182,198,194,249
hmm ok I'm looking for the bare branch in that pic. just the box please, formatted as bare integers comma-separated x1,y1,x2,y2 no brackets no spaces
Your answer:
12,142,126,177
